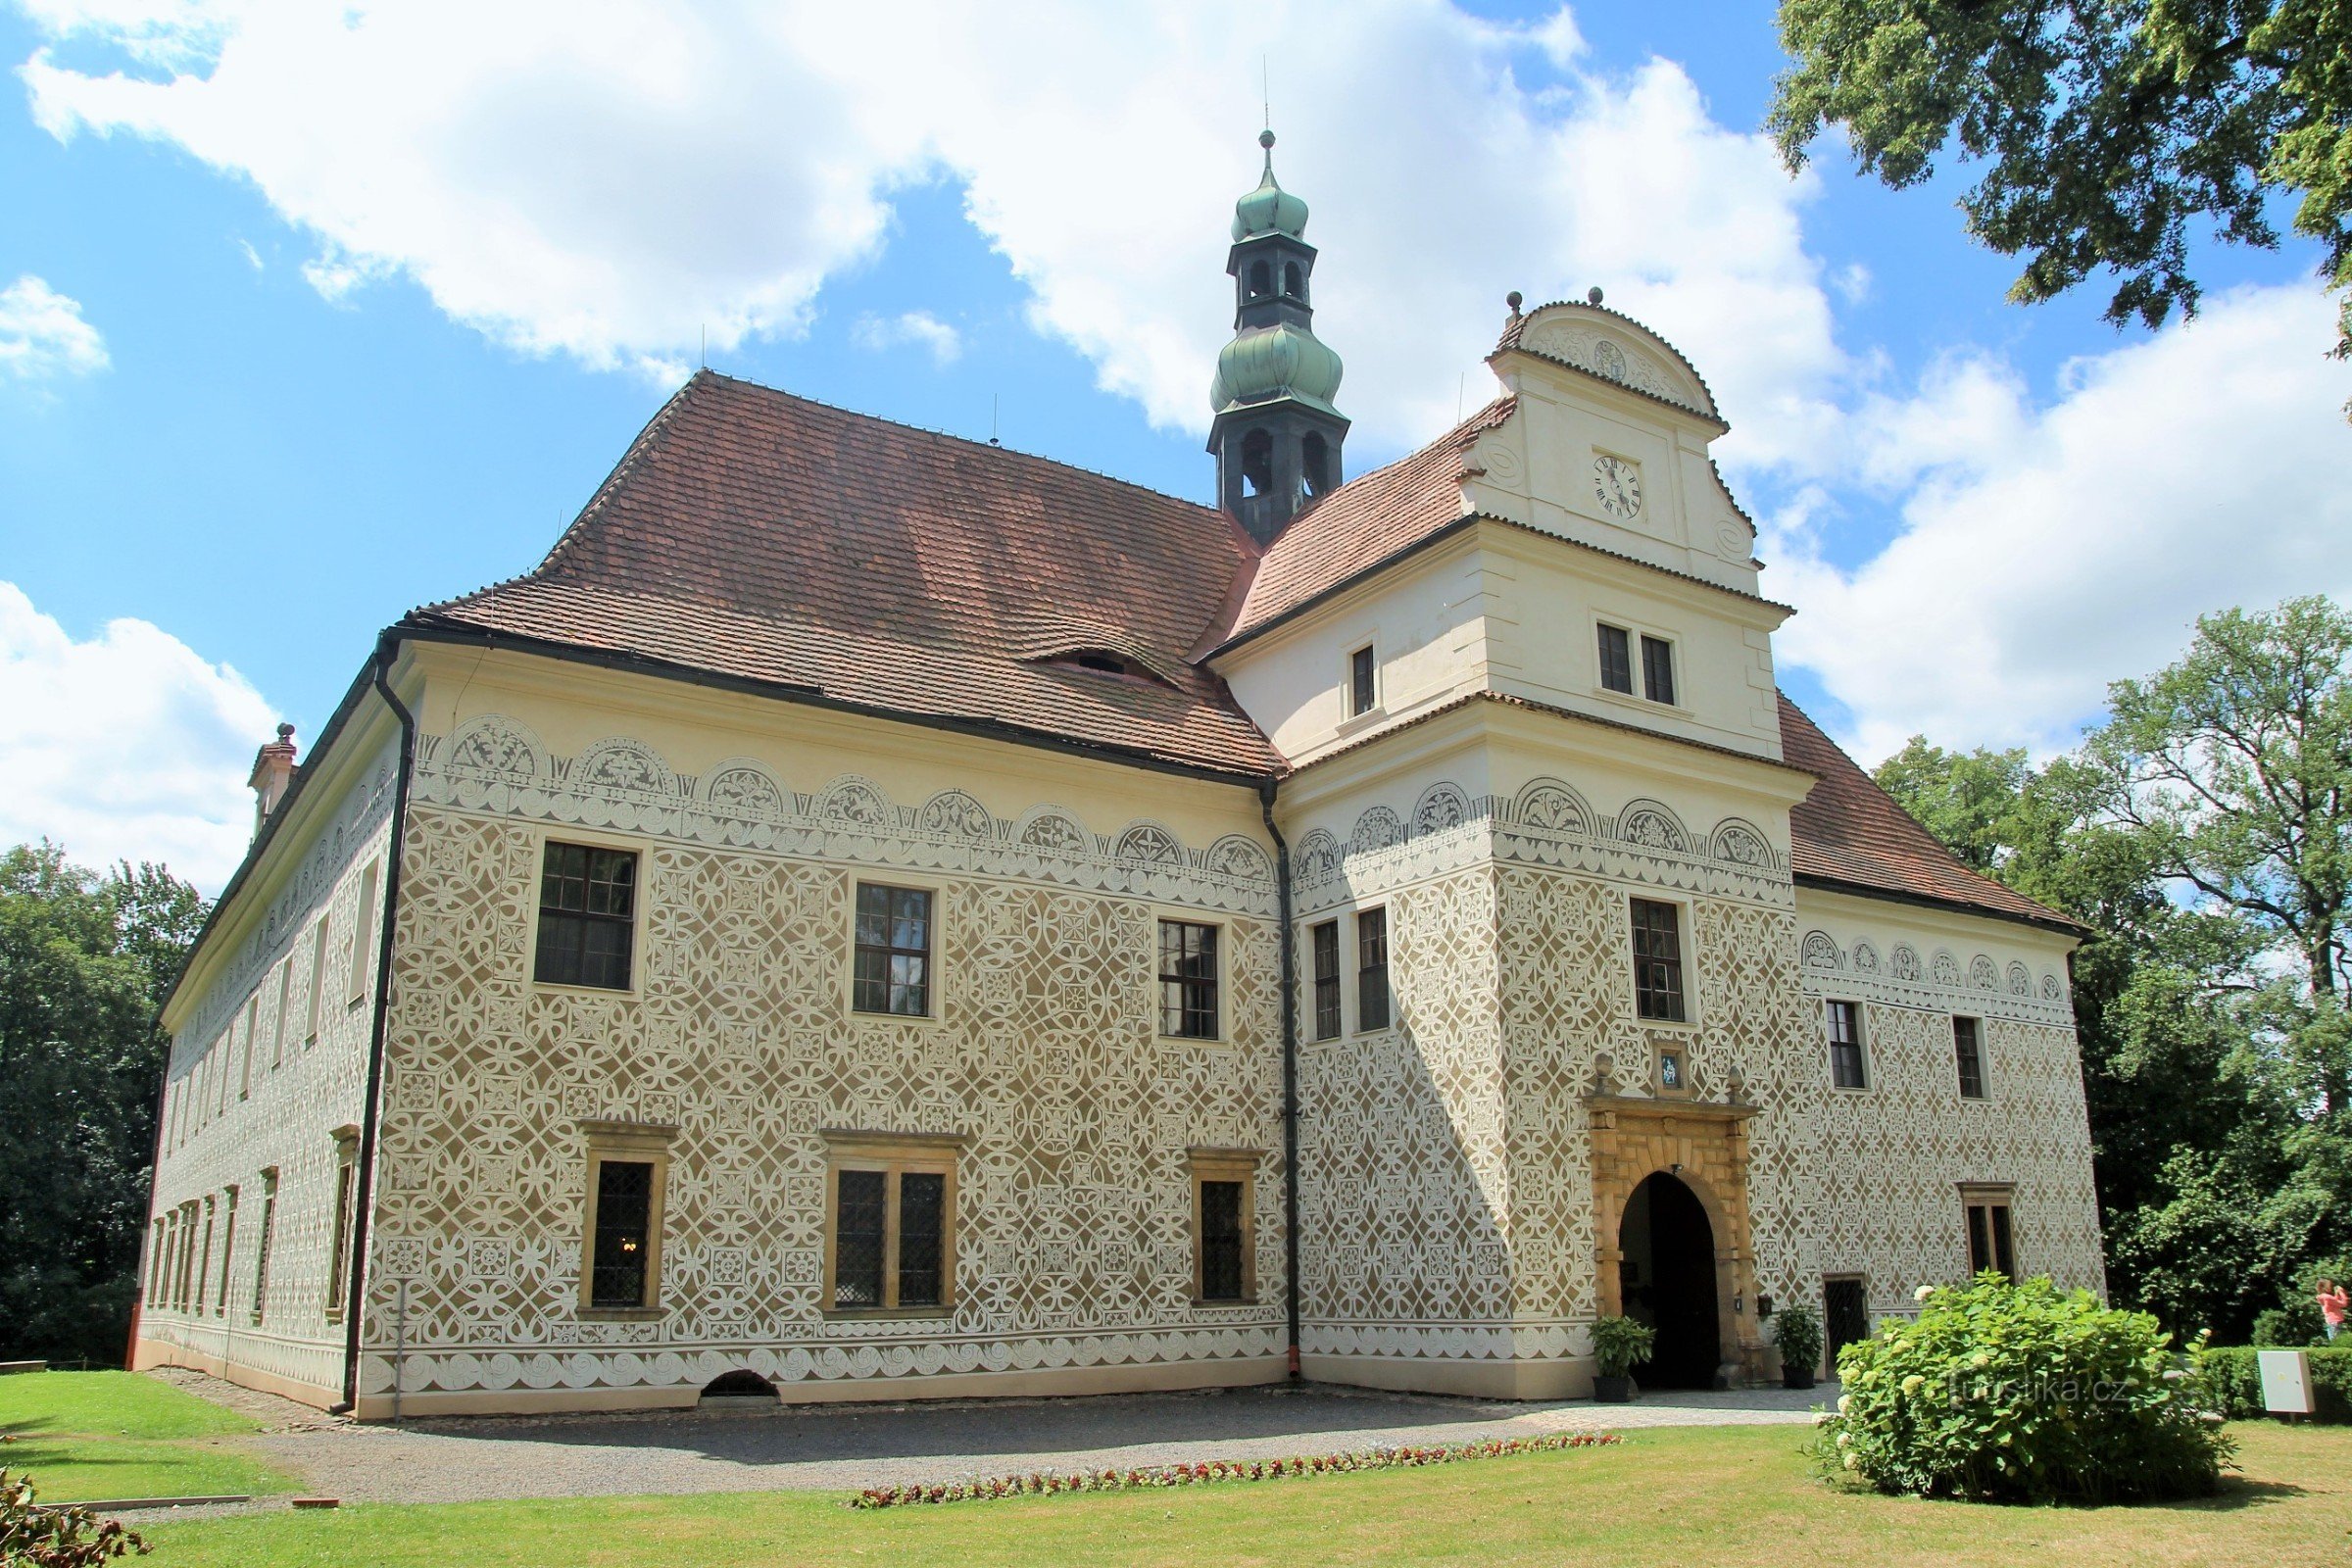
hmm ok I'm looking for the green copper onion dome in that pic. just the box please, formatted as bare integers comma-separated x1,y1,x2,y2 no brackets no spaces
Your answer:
1209,319,1344,416
1231,128,1309,241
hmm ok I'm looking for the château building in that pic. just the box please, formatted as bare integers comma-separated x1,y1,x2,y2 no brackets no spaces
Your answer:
134,134,2102,1417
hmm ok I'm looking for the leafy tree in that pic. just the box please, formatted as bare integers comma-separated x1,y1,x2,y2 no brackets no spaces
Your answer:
1871,595,2352,1341
0,843,204,1365
1771,1,2352,373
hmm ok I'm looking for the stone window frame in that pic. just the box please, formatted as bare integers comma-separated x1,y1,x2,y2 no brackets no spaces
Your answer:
848,877,942,1021
1155,913,1225,1042
1627,892,1696,1029
820,1130,967,1320
1308,918,1343,1042
1825,998,1869,1092
526,829,647,997
1952,1014,1990,1102
577,1119,678,1320
325,1123,360,1322
1187,1148,1263,1306
215,1183,239,1316
250,1167,279,1326
1959,1182,2018,1280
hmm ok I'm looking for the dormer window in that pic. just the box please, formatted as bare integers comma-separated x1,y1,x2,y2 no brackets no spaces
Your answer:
1037,649,1172,687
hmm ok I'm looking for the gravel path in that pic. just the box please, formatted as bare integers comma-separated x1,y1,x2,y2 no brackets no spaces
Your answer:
149,1375,1829,1507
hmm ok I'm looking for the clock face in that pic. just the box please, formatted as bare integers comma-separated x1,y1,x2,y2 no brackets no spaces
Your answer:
1593,454,1642,518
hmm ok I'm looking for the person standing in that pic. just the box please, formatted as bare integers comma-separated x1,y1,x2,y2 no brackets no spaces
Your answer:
2320,1278,2349,1342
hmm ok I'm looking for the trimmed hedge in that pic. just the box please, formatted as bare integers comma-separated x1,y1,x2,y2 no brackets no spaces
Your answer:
2201,1347,2352,1423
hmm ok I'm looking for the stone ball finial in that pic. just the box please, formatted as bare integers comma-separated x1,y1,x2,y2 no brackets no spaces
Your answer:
1505,290,1523,315
276,722,296,742
1587,285,1604,306
1259,128,1276,150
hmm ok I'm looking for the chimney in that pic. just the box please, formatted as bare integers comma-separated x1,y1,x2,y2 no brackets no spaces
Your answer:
248,723,298,837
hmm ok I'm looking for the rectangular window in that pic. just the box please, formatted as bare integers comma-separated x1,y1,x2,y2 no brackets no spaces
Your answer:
1630,898,1687,1022
325,1137,358,1320
1348,644,1378,716
1158,919,1220,1039
347,860,380,1004
534,843,637,990
1356,907,1391,1032
1964,1192,2017,1279
587,1160,656,1310
1199,1182,1246,1300
1597,623,1634,694
1828,1000,1867,1090
251,1170,278,1324
1953,1016,1986,1100
272,961,293,1068
306,918,329,1044
196,1197,217,1319
1310,920,1342,1041
853,883,932,1016
239,996,258,1101
825,1135,959,1314
147,1218,166,1301
1641,634,1676,706
1190,1151,1259,1303
215,1186,238,1314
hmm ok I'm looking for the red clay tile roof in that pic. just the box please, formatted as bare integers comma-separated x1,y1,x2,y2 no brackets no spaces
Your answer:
402,369,2074,933
411,371,1280,776
1779,693,2082,933
1221,398,1511,644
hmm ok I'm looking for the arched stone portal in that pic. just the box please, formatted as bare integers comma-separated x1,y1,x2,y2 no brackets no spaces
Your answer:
1589,1094,1766,1388
1620,1172,1720,1388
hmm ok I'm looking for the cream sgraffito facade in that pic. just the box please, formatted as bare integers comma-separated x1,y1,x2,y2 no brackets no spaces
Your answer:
136,722,401,1404
344,653,1287,1415
138,228,2107,1413
1792,888,2104,1324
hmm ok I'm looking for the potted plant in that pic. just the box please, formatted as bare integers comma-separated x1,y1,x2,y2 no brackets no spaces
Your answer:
1774,1300,1824,1391
1590,1315,1655,1403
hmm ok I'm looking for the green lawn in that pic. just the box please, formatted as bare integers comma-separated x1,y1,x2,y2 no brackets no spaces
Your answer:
139,1420,2352,1568
0,1371,293,1503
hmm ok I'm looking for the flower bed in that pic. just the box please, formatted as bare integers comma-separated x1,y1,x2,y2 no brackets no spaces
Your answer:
847,1431,1623,1509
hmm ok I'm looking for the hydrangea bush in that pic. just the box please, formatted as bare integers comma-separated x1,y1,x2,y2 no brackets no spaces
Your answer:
1811,1274,2232,1504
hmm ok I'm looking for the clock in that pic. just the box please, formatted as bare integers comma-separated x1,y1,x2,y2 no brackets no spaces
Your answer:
1593,454,1642,518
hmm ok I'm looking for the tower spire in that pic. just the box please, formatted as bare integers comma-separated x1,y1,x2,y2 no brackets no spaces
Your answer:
1209,130,1348,545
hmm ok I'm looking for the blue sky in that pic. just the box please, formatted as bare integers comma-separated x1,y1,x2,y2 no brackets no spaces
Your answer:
3,1,2347,888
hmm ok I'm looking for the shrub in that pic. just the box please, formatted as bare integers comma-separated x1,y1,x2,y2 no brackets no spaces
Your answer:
2198,1347,2352,1422
0,1469,148,1565
1773,1301,1824,1381
1811,1274,2232,1504
1590,1315,1655,1378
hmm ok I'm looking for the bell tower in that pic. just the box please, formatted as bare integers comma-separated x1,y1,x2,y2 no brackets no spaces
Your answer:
1209,130,1348,545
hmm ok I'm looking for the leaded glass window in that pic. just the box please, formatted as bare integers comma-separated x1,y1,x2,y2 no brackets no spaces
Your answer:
1200,1180,1245,1300
832,1169,887,1309
897,1172,944,1308
589,1159,654,1309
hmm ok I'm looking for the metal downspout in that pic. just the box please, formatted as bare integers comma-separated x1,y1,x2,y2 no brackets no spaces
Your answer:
335,637,416,1414
1259,777,1302,1379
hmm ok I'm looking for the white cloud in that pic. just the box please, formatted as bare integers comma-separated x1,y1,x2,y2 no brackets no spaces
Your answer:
1766,285,2352,763
852,309,962,366
18,1,1845,454
0,274,109,381
0,581,278,891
